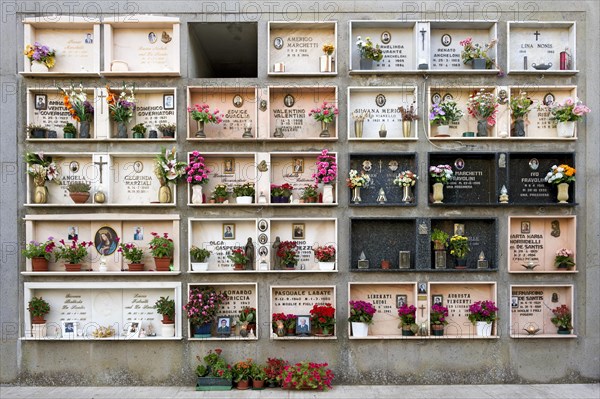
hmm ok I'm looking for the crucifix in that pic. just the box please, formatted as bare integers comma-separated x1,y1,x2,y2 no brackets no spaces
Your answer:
419,304,426,317
420,28,427,51
533,30,541,41
94,156,107,184
378,159,383,172
97,90,106,113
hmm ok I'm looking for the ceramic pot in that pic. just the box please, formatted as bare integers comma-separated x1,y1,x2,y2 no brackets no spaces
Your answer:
557,121,575,138
33,184,48,204
128,263,144,272
557,182,569,203
31,257,49,272
557,327,571,335
236,196,253,204
351,322,369,337
191,185,203,204
193,322,212,338
191,262,209,271
236,379,250,390
252,379,265,390
69,192,90,204
65,263,82,272
31,315,46,324
154,257,172,271
132,132,144,139
234,263,245,271
322,184,334,204
476,321,492,337
318,262,335,271
30,128,46,139
435,124,450,136
158,184,172,203
455,257,467,269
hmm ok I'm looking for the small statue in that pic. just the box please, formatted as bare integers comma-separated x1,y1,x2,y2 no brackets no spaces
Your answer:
377,188,387,204
245,237,255,270
272,236,281,270
258,191,267,204
499,185,509,203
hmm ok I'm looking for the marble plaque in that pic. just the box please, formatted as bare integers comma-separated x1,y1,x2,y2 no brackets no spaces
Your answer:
351,27,415,71
509,27,572,71
269,27,335,73
510,286,572,335
271,286,334,315
111,27,176,71
348,90,416,138
430,28,492,70
350,284,415,335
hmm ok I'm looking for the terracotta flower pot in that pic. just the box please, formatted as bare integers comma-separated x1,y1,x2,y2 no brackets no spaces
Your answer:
31,257,49,272
236,379,250,390
128,263,145,272
252,379,265,390
162,314,174,324
65,263,82,272
154,257,172,271
32,315,46,324
69,192,90,204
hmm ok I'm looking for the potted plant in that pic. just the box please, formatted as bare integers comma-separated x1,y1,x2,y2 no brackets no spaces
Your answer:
393,170,418,203
430,303,449,336
277,241,298,269
190,246,211,271
429,100,464,136
399,102,419,137
270,183,293,203
284,314,297,335
280,361,334,391
24,42,56,72
548,97,591,137
154,296,175,337
154,147,186,203
232,182,255,204
227,247,249,271
212,184,229,203
346,169,370,203
117,241,145,271
509,91,534,137
312,149,337,203
248,363,266,390
308,101,338,137
397,303,417,336
431,228,450,251
22,237,55,271
449,235,470,268
106,83,136,138
188,103,224,138
25,152,60,204
271,312,287,336
131,123,146,139
466,89,499,137
313,245,336,270
555,248,575,269
185,151,211,204
27,124,47,139
196,349,233,391
63,122,77,139
310,303,336,336
468,300,498,337
551,304,573,334
55,238,93,271
459,37,499,70
429,164,454,203
67,182,91,204
300,184,318,203
59,84,94,138
157,123,176,138
148,232,174,271
348,300,377,337
232,358,254,390
264,357,288,387
28,295,50,325
356,35,383,69
544,164,576,203
184,287,228,338
238,306,256,334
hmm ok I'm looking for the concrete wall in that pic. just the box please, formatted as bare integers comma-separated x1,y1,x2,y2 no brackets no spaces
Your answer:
1,0,599,385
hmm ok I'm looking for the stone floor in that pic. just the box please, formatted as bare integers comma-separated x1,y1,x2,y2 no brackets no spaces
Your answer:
0,384,598,399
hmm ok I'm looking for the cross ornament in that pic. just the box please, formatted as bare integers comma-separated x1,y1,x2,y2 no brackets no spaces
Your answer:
533,30,541,41
94,156,107,184
419,304,426,317
420,28,427,51
96,90,107,113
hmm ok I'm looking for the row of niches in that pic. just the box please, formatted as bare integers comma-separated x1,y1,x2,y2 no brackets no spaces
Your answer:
22,214,577,275
25,151,576,207
23,282,577,341
22,17,577,76
26,84,588,141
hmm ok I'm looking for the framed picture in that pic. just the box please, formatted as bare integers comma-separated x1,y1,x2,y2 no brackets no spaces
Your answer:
258,246,268,257
223,223,235,240
62,320,77,338
454,223,465,236
216,317,231,336
521,221,531,234
273,36,284,50
67,226,79,241
232,94,243,108
283,94,295,108
258,233,268,245
396,294,407,308
431,92,441,104
418,282,427,294
127,321,141,338
543,92,555,106
133,226,144,241
292,223,305,240
34,94,47,110
296,315,311,335
163,94,174,110
511,296,519,308
375,93,387,107
223,158,235,174
133,161,144,173
258,219,268,232
95,226,118,256
381,31,391,44
292,158,304,174
432,295,443,306
441,33,452,47
148,31,157,44
454,158,465,171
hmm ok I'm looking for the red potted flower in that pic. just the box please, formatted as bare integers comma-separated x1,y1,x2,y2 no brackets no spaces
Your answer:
149,232,174,271
310,303,336,336
22,237,55,271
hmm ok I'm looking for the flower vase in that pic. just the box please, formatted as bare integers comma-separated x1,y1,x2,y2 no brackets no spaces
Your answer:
351,322,369,337
472,58,487,69
193,322,212,338
432,182,444,204
354,120,364,138
319,55,332,72
402,120,412,138
475,321,492,337
117,122,128,138
351,187,362,203
79,120,91,139
402,185,413,203
191,185,203,204
477,119,489,137
435,124,450,136
320,121,330,137
360,58,373,70
158,184,172,203
30,61,48,73
557,121,575,138
557,182,570,203
512,118,526,137
195,121,206,138
318,262,335,271
322,184,334,204
33,184,48,204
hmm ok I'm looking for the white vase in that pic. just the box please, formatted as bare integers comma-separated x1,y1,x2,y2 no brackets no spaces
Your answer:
557,182,569,203
435,124,450,136
318,262,335,271
236,196,253,204
476,321,493,337
191,185,203,204
432,182,444,204
161,323,175,337
30,61,48,73
191,262,208,271
320,55,332,72
31,323,47,339
322,184,334,203
351,322,369,337
557,121,575,137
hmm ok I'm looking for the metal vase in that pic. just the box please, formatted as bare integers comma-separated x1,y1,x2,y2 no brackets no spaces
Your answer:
320,121,330,137
195,121,206,138
477,119,489,137
402,185,413,203
354,120,364,138
351,187,362,203
402,120,412,138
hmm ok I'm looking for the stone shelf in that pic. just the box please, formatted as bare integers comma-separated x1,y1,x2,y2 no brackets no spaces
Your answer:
22,271,181,276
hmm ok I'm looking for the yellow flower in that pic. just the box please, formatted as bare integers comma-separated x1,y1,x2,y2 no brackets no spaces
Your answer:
45,57,55,68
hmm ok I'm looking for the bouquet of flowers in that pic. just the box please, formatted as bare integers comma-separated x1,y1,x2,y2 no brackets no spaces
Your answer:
548,98,591,122
185,151,210,185
429,164,453,185
346,169,370,189
187,103,224,124
154,147,186,186
467,300,498,324
429,100,463,125
448,235,470,259
183,287,228,326
59,84,94,122
431,304,449,326
313,245,336,262
510,92,534,119
555,248,575,268
322,43,335,55
55,238,93,264
393,170,418,187
356,36,383,61
277,241,298,266
22,237,56,260
348,300,377,324
550,304,572,330
399,102,419,121
227,247,249,265
310,303,336,335
25,152,61,186
106,84,136,123
544,164,576,185
397,303,417,327
149,232,174,258
118,242,144,264
24,42,56,68
212,184,229,200
309,102,338,124
312,149,337,185
459,37,498,68
467,89,499,126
